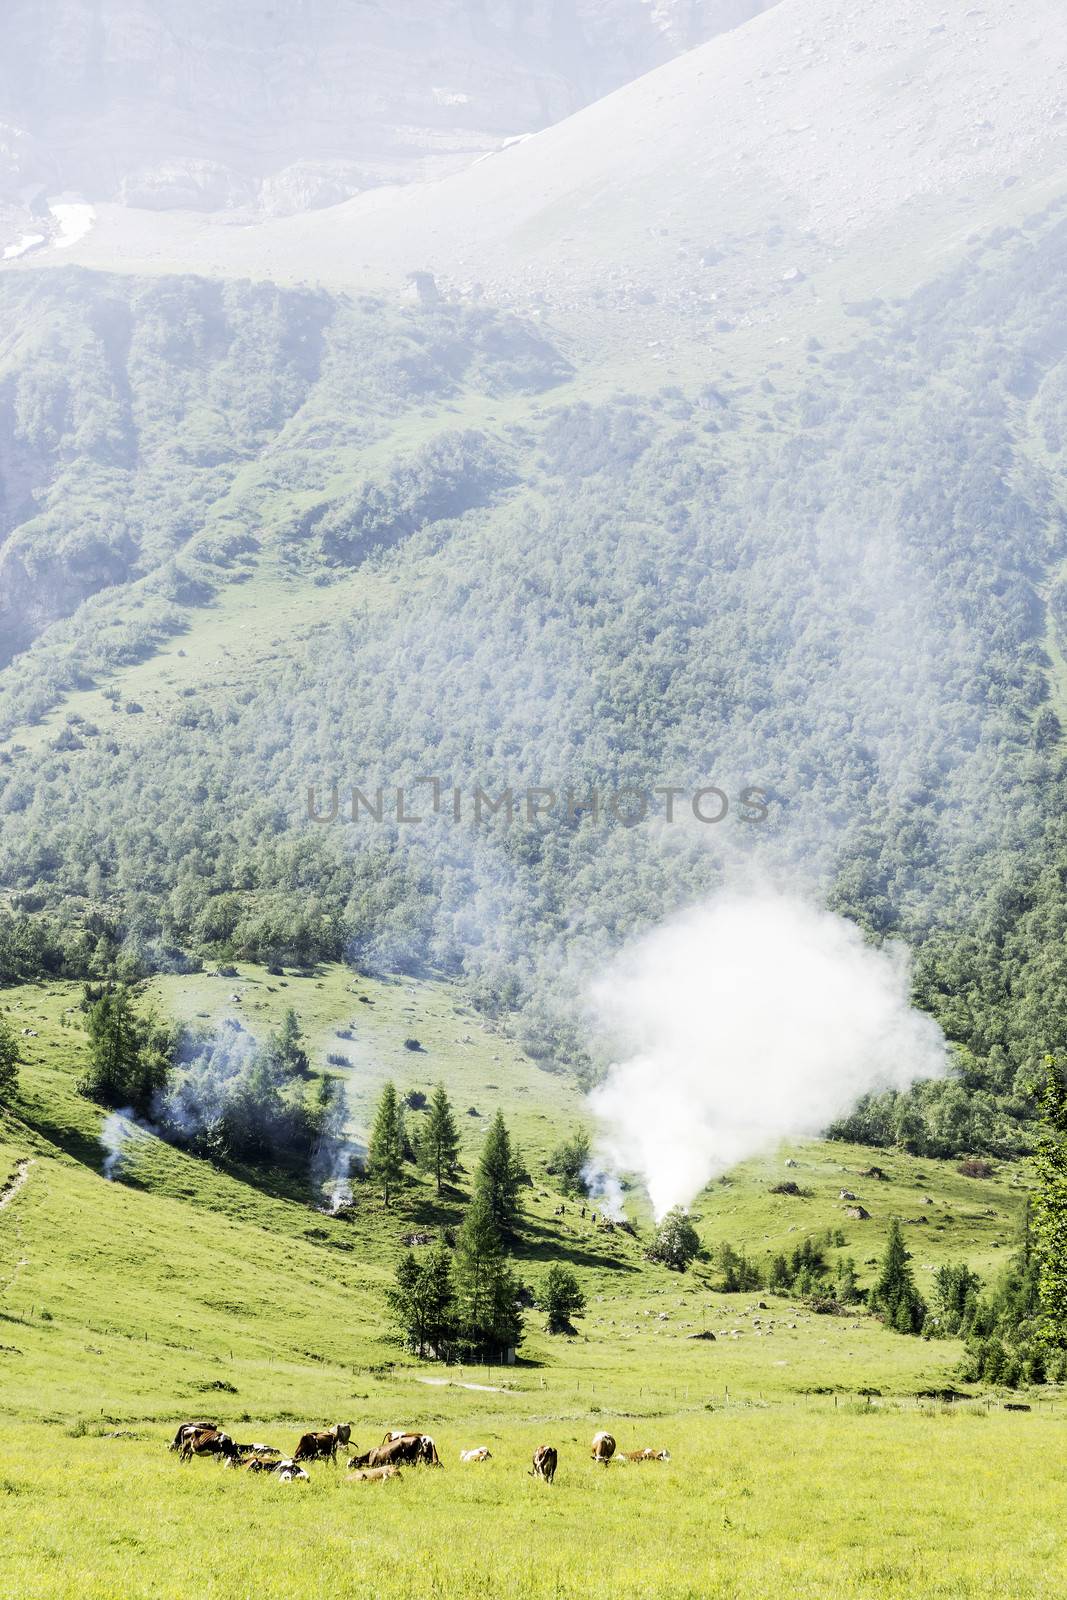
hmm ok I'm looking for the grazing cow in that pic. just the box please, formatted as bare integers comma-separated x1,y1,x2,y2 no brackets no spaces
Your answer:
293,1422,352,1464
530,1445,558,1482
348,1465,401,1483
591,1431,616,1463
169,1420,218,1452
459,1447,492,1462
179,1428,239,1463
622,1448,671,1462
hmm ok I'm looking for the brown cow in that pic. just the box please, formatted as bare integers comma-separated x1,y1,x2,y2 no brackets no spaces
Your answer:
364,1432,440,1468
179,1428,239,1463
622,1447,671,1462
530,1445,558,1482
347,1465,401,1483
169,1420,218,1452
293,1422,352,1464
591,1431,616,1463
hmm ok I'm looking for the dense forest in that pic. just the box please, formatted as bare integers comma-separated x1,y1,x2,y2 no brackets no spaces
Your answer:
4,207,1067,1159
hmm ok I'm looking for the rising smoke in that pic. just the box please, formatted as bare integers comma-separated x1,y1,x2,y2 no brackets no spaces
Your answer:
100,1107,153,1180
586,889,949,1219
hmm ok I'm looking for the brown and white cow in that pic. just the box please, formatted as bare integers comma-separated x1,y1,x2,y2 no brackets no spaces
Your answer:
347,1465,401,1482
530,1445,558,1482
363,1432,440,1468
169,1420,218,1452
178,1428,240,1463
459,1446,492,1462
591,1431,616,1463
622,1447,671,1462
293,1422,352,1464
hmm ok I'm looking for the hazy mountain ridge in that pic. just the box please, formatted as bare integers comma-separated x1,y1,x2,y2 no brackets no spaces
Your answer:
27,0,1065,371
0,0,781,243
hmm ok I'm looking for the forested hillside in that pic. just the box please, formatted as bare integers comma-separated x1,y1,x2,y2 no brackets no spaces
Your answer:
4,203,1067,1159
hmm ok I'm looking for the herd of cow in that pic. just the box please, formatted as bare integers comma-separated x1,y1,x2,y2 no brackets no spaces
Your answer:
167,1421,670,1484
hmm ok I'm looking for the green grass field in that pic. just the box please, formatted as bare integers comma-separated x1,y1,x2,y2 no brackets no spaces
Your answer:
2,967,1065,1597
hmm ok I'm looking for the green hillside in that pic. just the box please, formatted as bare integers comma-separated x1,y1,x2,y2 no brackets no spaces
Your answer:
5,210,1067,1159
2,969,1065,1597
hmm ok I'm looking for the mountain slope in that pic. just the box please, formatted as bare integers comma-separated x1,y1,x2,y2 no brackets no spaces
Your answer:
0,0,783,227
29,0,1067,364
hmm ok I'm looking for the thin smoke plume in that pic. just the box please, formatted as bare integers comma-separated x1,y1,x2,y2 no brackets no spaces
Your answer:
100,1107,154,1180
587,890,949,1220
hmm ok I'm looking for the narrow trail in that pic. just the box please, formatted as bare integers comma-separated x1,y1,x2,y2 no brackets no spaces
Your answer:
0,1157,35,1303
0,1158,33,1211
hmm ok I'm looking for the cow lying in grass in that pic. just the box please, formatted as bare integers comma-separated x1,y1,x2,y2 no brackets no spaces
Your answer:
621,1448,671,1462
350,1431,441,1470
347,1465,401,1482
459,1447,492,1462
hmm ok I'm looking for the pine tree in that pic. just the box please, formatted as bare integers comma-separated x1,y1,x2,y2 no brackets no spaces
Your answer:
542,1263,586,1333
418,1082,461,1194
275,1007,309,1078
1033,1057,1067,1350
0,1014,21,1103
870,1218,926,1334
79,987,141,1108
368,1081,406,1206
473,1110,525,1236
453,1190,523,1360
386,1244,456,1359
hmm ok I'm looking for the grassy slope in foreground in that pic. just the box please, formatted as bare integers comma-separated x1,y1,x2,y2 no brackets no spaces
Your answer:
1,966,1065,1598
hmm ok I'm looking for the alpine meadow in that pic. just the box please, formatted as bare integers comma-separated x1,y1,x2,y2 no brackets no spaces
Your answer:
3,2,1067,1597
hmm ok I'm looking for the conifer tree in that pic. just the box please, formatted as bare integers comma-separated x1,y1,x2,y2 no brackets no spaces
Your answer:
275,1007,309,1078
418,1082,461,1194
387,1244,456,1358
453,1190,523,1359
0,1015,21,1103
542,1263,586,1333
473,1110,524,1236
368,1080,406,1206
870,1218,926,1334
79,987,142,1108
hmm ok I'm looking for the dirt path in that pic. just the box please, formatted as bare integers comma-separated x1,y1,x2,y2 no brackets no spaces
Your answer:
0,1158,33,1211
414,1376,507,1393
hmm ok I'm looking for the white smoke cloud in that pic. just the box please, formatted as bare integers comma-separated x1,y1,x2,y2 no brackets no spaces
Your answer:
100,1107,154,1180
587,889,949,1219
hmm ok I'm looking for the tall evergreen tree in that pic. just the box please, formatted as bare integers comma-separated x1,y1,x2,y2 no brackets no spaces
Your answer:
453,1190,523,1360
0,1015,21,1103
79,987,142,1108
368,1080,406,1206
386,1244,456,1359
274,1007,309,1078
418,1082,461,1194
1033,1057,1067,1349
870,1218,927,1334
473,1110,525,1236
